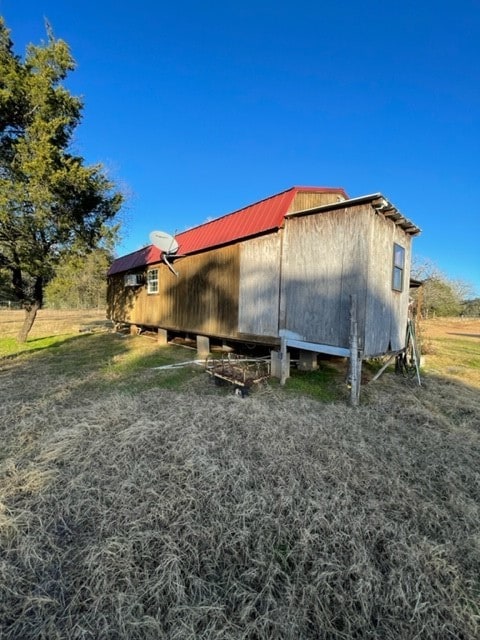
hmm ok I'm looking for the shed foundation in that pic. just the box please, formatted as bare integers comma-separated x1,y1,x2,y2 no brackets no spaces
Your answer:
157,328,168,345
196,335,210,359
298,350,319,371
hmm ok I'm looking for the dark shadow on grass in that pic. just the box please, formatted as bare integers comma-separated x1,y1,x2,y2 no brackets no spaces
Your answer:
2,332,207,405
448,332,480,339
0,333,133,404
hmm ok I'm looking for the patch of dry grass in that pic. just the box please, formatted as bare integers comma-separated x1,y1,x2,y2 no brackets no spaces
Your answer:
0,311,479,638
1,360,479,637
418,318,480,388
0,308,108,339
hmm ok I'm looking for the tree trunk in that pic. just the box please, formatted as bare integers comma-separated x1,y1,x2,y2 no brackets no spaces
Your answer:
18,301,41,342
17,277,44,342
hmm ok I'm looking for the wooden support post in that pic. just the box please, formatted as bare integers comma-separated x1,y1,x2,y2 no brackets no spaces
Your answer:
349,295,360,406
270,350,282,379
271,348,291,381
196,335,210,359
129,324,138,336
157,328,168,345
280,337,290,385
371,353,396,381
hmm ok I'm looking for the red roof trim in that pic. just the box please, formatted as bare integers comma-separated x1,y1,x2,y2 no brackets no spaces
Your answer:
108,186,347,275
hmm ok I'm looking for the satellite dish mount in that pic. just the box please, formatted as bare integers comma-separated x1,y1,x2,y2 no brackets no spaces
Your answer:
149,230,180,277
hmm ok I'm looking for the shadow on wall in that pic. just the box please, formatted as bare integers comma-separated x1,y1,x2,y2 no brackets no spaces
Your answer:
281,274,358,349
106,277,140,324
282,271,407,355
108,260,406,356
163,255,238,334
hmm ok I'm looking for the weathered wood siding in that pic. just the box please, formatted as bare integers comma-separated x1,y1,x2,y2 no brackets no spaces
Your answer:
364,216,412,354
107,200,413,356
107,277,138,324
108,245,240,337
281,204,413,356
238,233,281,337
288,191,345,213
281,206,370,349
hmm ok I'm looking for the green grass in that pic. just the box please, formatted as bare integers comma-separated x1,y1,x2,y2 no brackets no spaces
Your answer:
1,332,345,401
0,332,206,399
435,338,480,368
0,335,70,358
1,357,479,639
424,336,480,388
282,363,343,401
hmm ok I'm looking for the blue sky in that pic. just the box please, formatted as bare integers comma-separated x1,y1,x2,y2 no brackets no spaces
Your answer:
2,0,479,295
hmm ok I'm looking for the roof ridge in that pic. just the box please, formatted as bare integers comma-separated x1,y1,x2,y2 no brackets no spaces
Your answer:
108,186,351,274
176,186,348,238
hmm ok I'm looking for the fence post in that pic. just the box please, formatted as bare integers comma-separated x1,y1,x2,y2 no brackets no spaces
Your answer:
349,294,360,406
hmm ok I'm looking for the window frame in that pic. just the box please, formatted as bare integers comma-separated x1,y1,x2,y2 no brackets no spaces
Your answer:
147,269,159,294
392,243,405,292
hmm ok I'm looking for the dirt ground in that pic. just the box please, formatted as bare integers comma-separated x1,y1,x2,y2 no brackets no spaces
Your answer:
1,311,479,639
1,315,479,639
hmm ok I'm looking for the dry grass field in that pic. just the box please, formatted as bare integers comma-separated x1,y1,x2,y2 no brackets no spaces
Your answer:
0,311,479,639
0,308,109,340
418,317,480,388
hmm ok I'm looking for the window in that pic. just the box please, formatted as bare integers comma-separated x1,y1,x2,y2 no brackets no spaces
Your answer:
392,243,405,291
147,269,159,294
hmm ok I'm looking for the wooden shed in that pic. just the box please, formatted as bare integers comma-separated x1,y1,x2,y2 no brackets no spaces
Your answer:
107,186,420,383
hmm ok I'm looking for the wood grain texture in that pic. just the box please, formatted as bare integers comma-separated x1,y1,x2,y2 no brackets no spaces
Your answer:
364,213,412,355
108,245,240,336
238,234,281,336
107,203,413,357
288,191,345,213
281,206,370,349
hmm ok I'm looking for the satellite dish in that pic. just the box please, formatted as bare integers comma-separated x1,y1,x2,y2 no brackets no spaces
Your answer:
149,230,179,255
149,230,180,277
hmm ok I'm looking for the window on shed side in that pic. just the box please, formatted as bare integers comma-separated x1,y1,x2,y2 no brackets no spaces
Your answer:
392,244,405,291
147,269,159,294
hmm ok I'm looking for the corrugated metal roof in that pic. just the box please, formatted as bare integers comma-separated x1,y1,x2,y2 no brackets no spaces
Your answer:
175,187,295,255
108,186,346,275
107,245,162,276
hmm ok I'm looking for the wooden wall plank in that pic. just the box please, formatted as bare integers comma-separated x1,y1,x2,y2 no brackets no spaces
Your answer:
281,206,370,349
238,233,281,336
108,245,240,336
107,204,413,357
289,191,345,213
364,215,412,355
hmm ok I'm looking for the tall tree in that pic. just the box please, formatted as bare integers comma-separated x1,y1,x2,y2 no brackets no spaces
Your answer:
0,18,123,341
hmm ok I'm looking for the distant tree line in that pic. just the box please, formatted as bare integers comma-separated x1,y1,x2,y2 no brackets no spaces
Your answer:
411,259,478,318
461,298,480,317
0,246,114,310
44,248,112,309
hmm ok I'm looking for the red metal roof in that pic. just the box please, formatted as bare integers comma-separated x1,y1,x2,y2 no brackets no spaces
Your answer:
108,186,347,275
106,245,163,276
